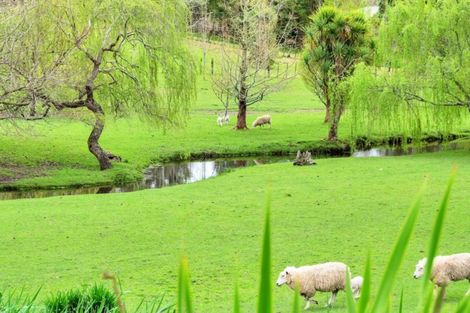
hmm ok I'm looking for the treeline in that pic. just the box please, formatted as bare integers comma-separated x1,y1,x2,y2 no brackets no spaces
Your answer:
187,0,322,49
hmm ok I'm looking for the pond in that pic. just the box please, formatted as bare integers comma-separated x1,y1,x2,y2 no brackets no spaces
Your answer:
0,142,466,200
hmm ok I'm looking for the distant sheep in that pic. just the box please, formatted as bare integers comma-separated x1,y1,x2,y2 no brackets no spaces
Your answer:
276,262,348,310
413,253,470,296
217,113,229,126
351,276,363,299
252,114,271,128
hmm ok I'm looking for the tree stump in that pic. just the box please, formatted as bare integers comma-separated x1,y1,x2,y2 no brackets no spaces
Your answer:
293,150,316,166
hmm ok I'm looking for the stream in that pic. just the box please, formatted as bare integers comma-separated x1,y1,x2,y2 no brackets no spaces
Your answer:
0,142,465,200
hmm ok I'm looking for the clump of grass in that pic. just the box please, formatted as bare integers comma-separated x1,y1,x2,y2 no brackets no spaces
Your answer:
44,284,117,313
0,288,41,313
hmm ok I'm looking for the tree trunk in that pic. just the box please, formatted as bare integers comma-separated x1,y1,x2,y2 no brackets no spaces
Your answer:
327,101,343,141
86,99,118,170
323,82,331,124
324,104,330,124
236,100,248,129
327,118,338,141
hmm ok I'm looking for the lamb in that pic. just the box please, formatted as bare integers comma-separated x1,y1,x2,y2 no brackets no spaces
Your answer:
351,276,363,299
252,114,271,128
276,262,348,310
413,253,470,296
217,113,230,126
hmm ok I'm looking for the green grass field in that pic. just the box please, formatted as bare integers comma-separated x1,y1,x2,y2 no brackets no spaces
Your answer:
1,39,470,313
1,39,470,190
1,150,469,312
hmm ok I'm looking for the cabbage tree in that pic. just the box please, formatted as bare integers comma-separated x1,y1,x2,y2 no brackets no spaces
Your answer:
301,7,373,141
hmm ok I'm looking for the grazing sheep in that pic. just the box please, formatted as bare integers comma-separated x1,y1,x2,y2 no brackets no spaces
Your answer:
276,262,348,310
351,276,363,299
413,253,470,296
252,114,271,128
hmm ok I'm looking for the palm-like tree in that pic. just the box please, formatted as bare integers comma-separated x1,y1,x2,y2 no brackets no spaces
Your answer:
302,7,373,141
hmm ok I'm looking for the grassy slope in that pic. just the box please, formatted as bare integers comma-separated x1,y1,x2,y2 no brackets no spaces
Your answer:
1,150,469,312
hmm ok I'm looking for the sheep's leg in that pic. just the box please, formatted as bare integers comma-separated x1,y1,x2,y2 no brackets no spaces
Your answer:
326,290,338,307
303,298,318,310
353,288,360,300
302,293,318,311
434,285,447,300
303,300,311,311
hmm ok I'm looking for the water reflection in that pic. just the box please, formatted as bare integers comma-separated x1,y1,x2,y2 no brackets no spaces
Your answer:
0,158,289,200
352,142,462,157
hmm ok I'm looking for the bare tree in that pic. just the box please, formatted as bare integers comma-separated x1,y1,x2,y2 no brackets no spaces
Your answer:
211,0,295,130
0,0,196,170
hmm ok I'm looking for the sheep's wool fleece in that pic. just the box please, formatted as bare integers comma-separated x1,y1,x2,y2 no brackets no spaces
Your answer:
432,253,470,285
288,262,348,294
252,115,271,127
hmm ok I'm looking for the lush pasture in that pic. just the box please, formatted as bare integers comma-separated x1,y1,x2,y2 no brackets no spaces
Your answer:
1,39,470,190
0,112,337,190
1,150,469,312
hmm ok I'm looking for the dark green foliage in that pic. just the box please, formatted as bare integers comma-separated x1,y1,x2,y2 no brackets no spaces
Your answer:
45,285,117,313
272,0,320,49
190,0,320,49
378,0,394,17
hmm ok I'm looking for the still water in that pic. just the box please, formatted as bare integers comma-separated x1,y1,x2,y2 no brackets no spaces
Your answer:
0,143,465,200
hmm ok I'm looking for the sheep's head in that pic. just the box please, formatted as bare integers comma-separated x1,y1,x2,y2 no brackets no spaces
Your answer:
276,266,295,286
413,258,427,279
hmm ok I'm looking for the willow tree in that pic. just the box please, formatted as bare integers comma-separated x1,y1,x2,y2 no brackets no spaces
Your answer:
0,0,196,170
301,7,373,140
348,0,470,139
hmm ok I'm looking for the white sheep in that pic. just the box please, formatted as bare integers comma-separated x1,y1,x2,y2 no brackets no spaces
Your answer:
217,113,230,126
252,114,271,128
413,253,470,296
351,276,363,299
276,262,348,310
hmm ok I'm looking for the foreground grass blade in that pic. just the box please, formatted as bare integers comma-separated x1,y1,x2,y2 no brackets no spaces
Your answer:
454,296,470,313
345,269,356,313
233,280,241,313
423,169,456,285
370,187,424,313
398,289,404,313
421,285,434,313
177,256,193,313
23,287,41,313
420,170,456,312
257,194,272,313
432,286,446,313
357,254,371,313
291,287,300,313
